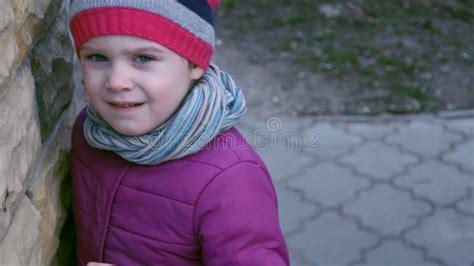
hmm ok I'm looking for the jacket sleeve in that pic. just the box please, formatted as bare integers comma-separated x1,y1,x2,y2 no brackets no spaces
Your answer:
194,162,290,266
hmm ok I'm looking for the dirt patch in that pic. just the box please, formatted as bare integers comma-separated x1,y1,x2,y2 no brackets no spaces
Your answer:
213,0,474,117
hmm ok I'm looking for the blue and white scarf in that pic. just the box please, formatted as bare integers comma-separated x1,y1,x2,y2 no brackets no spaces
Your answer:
83,63,246,165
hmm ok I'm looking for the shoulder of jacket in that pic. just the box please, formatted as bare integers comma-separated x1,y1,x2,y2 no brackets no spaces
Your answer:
182,127,262,170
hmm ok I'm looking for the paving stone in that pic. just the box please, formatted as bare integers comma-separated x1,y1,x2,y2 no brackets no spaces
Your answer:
256,148,314,182
343,184,432,236
344,122,398,140
289,250,316,266
275,185,319,235
405,209,474,266
288,162,371,207
238,116,314,133
395,160,474,206
387,120,463,158
237,116,314,153
287,212,378,265
236,125,314,182
355,239,439,266
456,192,474,215
238,115,474,266
303,123,363,159
340,142,418,180
447,118,474,136
442,138,474,173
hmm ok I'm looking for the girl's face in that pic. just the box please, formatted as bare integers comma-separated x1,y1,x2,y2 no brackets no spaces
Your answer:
79,35,204,136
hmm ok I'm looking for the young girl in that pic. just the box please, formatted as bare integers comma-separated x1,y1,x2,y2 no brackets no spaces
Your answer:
69,0,289,265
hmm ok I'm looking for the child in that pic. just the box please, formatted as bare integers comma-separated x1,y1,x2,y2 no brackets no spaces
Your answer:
69,0,289,265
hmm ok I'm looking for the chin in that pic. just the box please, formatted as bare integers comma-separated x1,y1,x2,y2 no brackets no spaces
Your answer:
106,117,165,137
112,125,149,137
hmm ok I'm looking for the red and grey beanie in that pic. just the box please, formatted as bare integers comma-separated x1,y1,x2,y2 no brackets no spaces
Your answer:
69,0,220,69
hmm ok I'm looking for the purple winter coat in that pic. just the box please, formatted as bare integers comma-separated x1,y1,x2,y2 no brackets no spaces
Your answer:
71,110,290,265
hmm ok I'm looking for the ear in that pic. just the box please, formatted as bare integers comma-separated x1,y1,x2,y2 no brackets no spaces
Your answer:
190,65,205,80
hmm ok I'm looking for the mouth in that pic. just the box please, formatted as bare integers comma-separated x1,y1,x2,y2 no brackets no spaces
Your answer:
109,101,144,109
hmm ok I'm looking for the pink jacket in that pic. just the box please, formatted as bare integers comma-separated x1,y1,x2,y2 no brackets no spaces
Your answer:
71,110,289,265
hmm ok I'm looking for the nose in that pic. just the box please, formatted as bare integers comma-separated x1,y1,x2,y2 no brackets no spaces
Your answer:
105,63,133,92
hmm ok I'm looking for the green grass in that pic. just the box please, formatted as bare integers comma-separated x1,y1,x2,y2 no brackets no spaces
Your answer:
221,0,236,8
219,0,474,114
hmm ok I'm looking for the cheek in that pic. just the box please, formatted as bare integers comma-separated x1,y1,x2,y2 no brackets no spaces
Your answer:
82,77,96,95
82,76,102,104
172,80,192,103
81,62,103,85
173,72,193,95
82,69,101,92
158,87,188,107
152,72,192,100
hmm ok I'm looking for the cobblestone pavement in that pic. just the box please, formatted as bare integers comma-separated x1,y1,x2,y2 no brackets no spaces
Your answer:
235,111,474,266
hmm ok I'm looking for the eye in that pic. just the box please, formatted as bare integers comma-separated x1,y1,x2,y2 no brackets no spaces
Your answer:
135,55,154,63
86,54,108,62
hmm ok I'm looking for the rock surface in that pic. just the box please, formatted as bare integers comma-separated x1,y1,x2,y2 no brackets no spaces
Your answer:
0,0,75,265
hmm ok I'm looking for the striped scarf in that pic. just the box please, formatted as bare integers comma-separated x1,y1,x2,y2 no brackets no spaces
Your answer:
83,63,246,165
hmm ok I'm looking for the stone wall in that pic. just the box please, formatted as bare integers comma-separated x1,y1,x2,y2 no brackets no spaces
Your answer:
0,0,79,264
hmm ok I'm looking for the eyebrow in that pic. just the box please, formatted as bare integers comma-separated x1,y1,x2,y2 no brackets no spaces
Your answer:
131,47,166,54
79,45,165,54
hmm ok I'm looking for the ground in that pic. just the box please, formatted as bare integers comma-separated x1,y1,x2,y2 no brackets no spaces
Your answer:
213,0,474,117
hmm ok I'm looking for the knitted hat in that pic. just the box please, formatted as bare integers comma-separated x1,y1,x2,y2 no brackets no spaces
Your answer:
69,0,220,69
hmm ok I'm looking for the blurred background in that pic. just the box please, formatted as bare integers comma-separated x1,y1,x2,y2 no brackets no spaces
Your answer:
214,0,474,118
213,1,474,265
0,1,472,265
